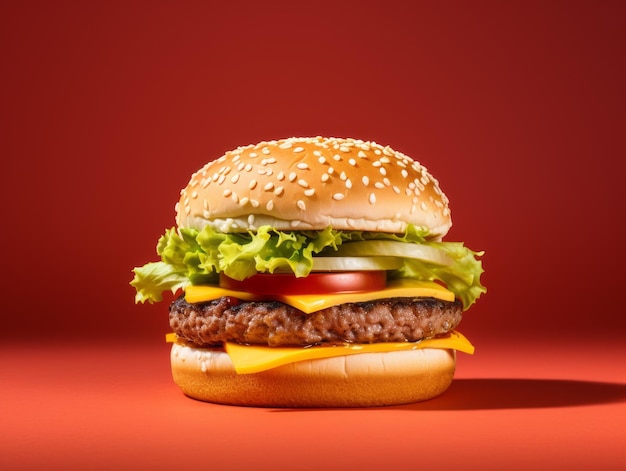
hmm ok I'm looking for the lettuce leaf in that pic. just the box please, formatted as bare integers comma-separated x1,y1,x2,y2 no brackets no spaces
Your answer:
130,224,486,309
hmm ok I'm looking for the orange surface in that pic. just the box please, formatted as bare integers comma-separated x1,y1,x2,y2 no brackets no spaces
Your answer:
2,339,624,471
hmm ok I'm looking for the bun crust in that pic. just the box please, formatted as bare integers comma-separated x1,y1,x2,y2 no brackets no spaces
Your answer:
170,343,456,407
176,137,452,237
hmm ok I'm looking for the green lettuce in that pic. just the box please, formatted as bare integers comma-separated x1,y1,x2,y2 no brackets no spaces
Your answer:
130,224,486,309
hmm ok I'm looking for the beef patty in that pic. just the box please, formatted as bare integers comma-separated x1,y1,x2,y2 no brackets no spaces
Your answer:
169,295,463,347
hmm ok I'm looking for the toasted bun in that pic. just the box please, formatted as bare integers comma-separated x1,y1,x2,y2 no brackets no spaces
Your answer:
176,137,452,237
170,343,456,407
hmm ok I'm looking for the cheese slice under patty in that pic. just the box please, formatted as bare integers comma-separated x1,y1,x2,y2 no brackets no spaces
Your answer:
167,331,474,374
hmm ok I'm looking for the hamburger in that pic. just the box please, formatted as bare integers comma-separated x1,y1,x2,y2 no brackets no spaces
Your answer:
131,136,486,407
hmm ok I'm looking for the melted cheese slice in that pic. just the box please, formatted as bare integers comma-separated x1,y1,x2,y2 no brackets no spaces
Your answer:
185,279,455,314
225,331,475,373
166,331,475,374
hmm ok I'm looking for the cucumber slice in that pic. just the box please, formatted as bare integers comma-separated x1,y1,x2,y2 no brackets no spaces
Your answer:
332,240,454,266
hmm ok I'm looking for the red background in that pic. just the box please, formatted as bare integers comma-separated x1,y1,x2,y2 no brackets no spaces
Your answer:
1,1,625,470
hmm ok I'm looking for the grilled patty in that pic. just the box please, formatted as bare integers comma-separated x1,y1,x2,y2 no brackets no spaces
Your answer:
169,295,463,347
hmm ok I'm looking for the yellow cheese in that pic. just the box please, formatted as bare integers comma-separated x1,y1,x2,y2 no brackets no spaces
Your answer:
225,331,474,374
184,279,455,314
166,331,474,374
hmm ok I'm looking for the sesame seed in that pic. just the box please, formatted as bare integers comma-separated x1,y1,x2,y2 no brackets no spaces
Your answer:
327,167,335,174
304,188,315,197
372,161,382,167
333,154,342,161
296,162,309,170
231,193,239,203
288,172,297,182
264,182,274,191
244,163,252,172
374,182,385,189
321,173,330,182
249,152,258,158
274,187,284,196
357,151,367,158
249,179,257,190
250,199,260,208
339,146,350,152
345,178,353,189
362,176,369,186
237,162,245,171
393,186,400,194
332,193,345,201
293,147,305,153
298,179,309,188
266,200,274,211
318,156,326,164
291,220,302,227
421,201,428,211
277,171,285,181
297,200,306,210
379,167,387,176
239,197,249,206
248,214,256,225
262,147,271,155
313,150,322,157
266,157,276,164
279,142,293,149
369,193,376,204
339,171,347,181
383,177,390,186
348,158,357,166
401,169,408,178
223,189,232,197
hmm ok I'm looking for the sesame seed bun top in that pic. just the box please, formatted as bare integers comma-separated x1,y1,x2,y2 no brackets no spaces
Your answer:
175,137,452,237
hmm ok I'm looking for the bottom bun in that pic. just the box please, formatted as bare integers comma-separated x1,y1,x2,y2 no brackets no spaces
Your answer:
170,343,456,408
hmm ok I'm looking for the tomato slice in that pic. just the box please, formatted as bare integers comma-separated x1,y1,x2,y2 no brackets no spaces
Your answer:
219,271,387,296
